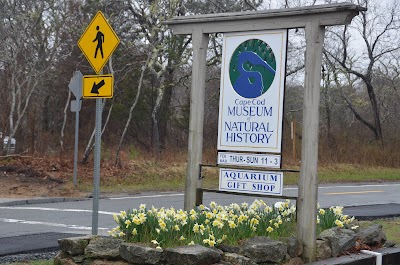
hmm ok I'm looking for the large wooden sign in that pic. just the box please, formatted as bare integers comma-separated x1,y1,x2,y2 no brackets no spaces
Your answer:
217,30,287,153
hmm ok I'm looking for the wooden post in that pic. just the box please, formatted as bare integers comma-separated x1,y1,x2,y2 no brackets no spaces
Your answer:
297,22,325,262
292,118,296,161
184,30,209,211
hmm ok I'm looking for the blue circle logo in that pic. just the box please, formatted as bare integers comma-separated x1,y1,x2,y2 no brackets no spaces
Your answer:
229,39,276,99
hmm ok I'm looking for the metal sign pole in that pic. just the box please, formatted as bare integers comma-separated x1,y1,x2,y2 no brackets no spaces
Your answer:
69,70,83,189
92,98,102,235
73,109,79,188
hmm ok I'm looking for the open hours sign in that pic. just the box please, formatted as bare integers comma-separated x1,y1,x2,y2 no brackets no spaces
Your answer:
217,30,287,153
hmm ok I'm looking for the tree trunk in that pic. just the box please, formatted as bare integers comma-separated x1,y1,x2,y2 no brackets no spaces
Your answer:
151,85,164,159
60,91,71,151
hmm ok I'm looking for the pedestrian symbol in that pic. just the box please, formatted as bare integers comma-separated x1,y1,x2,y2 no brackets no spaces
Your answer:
94,26,104,59
78,11,120,74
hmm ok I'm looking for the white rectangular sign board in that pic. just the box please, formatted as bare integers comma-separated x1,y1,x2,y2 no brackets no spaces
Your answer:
219,168,283,196
218,30,287,153
218,152,281,168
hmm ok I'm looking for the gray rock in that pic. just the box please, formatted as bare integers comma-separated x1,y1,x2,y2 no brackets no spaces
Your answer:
217,244,241,254
120,243,164,265
384,241,396,247
316,239,332,261
164,244,221,265
72,255,85,263
357,224,386,246
85,237,124,259
91,260,131,265
223,253,257,265
238,236,287,263
318,227,356,257
54,251,77,265
282,257,304,265
58,236,94,256
283,237,303,258
338,229,357,254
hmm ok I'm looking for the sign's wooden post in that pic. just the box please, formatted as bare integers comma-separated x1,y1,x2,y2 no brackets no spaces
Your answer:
184,30,209,210
297,22,325,262
165,3,365,261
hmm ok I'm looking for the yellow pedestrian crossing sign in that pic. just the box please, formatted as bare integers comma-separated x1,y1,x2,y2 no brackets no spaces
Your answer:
78,11,120,74
82,75,114,99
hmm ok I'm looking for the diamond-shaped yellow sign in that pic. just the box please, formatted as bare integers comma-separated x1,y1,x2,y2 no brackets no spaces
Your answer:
78,11,120,74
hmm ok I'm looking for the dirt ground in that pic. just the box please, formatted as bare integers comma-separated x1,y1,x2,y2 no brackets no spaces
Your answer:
0,156,126,198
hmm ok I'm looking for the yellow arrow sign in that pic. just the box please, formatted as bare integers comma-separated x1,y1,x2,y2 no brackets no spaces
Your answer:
82,75,114,99
78,11,120,74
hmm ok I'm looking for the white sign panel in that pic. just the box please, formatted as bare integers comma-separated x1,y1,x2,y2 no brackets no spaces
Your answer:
218,30,287,153
218,152,281,168
219,168,283,196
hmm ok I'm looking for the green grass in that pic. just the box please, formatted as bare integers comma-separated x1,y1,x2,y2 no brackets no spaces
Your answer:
9,260,53,265
359,218,400,245
74,162,400,194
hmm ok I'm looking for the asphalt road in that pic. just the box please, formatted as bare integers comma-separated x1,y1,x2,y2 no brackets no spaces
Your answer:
0,182,400,256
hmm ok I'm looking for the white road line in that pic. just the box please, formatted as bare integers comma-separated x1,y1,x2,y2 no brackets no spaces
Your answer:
0,206,117,215
0,218,109,231
283,183,400,190
109,193,184,200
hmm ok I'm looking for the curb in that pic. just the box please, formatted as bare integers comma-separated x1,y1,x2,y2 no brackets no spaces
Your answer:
0,197,90,207
308,247,400,265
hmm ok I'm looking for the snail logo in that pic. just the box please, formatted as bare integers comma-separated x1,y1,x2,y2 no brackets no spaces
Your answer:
229,39,276,98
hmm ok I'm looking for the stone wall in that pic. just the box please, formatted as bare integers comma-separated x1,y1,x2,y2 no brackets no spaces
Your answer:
54,224,395,265
55,236,303,265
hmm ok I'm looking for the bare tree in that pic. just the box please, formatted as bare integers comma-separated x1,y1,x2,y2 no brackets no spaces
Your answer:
0,0,68,155
324,0,400,144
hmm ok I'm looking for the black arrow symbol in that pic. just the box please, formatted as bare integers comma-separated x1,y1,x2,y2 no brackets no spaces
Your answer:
91,80,105,94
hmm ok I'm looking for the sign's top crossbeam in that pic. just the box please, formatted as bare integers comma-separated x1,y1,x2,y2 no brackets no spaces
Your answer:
164,3,366,35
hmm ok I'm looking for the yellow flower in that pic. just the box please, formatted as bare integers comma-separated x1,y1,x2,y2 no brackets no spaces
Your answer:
208,240,216,247
174,225,180,231
199,205,205,210
228,220,237,229
206,212,214,219
267,226,274,232
113,214,119,222
188,241,195,246
132,228,138,235
151,239,159,245
119,231,126,237
193,223,200,233
125,219,131,228
156,246,162,250
179,235,186,241
319,209,325,215
190,214,197,221
159,220,167,231
133,216,142,225
210,201,217,209
139,204,146,210
335,219,344,228
274,222,279,228
250,218,259,226
120,211,127,218
212,220,224,229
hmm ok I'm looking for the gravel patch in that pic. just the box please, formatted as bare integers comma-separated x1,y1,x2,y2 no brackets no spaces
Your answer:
0,251,57,264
